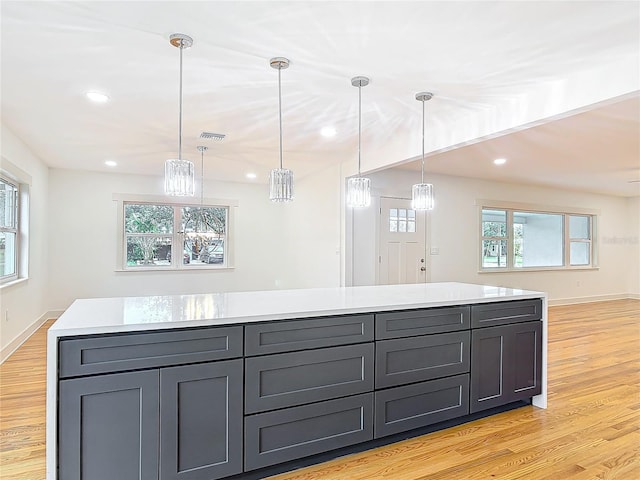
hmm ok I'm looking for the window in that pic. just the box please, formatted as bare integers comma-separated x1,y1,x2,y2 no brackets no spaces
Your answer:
389,208,416,233
119,198,232,270
0,176,19,283
480,206,596,271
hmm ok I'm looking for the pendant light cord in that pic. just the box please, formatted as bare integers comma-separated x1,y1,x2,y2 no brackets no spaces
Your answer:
358,82,362,176
200,149,204,206
278,65,283,170
178,40,184,161
421,98,425,184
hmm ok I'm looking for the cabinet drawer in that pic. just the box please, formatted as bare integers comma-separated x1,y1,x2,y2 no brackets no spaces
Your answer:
374,374,469,438
245,314,374,356
59,326,243,378
376,306,470,339
471,299,542,328
376,331,470,388
245,343,374,413
244,393,374,471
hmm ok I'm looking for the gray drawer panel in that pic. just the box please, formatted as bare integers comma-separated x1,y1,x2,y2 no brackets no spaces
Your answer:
376,331,470,388
471,299,543,328
244,393,374,471
59,326,243,378
374,374,469,438
245,314,374,356
376,306,470,339
245,343,374,413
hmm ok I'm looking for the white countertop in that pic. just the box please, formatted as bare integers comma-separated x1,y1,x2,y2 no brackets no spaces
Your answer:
49,282,545,337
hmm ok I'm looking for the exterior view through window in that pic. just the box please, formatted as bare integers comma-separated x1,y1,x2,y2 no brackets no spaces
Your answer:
124,203,228,269
481,207,594,270
0,177,19,282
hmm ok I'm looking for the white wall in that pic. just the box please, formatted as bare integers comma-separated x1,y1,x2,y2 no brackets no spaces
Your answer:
351,169,639,303
0,125,50,353
47,168,296,310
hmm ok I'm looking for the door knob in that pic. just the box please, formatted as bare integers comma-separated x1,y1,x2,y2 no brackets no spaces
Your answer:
420,266,426,272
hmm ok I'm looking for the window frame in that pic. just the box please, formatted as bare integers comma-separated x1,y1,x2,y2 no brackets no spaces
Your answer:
114,194,237,272
0,174,19,284
477,200,598,272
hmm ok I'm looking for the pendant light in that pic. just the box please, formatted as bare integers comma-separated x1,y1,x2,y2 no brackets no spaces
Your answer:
347,76,371,208
164,33,195,196
411,92,434,210
269,57,294,202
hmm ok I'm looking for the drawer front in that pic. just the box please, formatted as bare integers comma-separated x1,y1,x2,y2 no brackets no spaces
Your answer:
471,299,542,328
374,374,469,438
376,306,470,339
244,393,374,471
59,326,243,378
245,343,374,414
376,331,470,388
245,314,374,356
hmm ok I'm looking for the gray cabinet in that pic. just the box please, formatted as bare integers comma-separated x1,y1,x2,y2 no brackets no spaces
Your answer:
470,299,542,328
245,343,374,413
376,306,470,339
58,370,160,480
244,393,374,471
470,320,542,413
160,360,243,480
374,374,469,438
375,331,470,388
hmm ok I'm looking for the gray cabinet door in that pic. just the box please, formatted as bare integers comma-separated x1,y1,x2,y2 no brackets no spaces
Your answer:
470,321,542,413
374,374,470,438
58,370,159,480
245,314,374,355
375,331,470,388
470,299,542,328
245,343,374,413
159,360,243,480
376,306,470,339
244,393,374,471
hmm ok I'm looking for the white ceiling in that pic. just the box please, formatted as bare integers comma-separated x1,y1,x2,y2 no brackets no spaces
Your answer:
1,1,639,196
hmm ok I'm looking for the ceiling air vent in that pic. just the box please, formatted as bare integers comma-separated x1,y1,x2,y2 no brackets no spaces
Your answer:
200,132,226,141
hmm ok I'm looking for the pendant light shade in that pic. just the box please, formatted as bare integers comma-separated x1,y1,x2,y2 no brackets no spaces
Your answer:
164,33,195,196
412,92,434,210
347,76,371,208
269,57,294,202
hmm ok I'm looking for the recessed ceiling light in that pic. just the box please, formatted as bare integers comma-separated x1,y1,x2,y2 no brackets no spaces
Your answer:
104,160,117,167
493,158,507,165
320,126,337,138
246,173,257,179
86,91,109,103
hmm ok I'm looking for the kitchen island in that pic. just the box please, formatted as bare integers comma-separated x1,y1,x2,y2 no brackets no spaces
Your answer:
46,282,547,480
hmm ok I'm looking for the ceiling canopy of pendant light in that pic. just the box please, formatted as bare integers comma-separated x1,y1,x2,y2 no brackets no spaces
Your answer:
164,33,195,196
269,57,294,202
411,92,434,211
347,76,371,208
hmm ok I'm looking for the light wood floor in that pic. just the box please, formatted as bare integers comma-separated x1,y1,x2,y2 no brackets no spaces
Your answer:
1,301,638,479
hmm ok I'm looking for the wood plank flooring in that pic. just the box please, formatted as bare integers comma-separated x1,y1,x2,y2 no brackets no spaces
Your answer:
0,301,638,480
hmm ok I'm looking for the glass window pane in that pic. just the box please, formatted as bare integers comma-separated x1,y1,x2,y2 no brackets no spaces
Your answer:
399,220,406,232
570,242,590,265
407,220,416,233
408,210,416,219
126,236,172,266
0,180,17,228
569,215,590,240
482,240,507,268
389,219,397,232
514,211,563,267
0,232,16,276
482,209,506,237
399,209,407,220
125,204,173,234
182,207,226,235
186,237,225,266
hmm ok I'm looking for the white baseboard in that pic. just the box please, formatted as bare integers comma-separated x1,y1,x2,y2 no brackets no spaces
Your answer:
548,293,639,306
0,310,63,364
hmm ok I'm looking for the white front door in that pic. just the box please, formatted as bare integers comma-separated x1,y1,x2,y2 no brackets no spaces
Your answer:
378,197,427,285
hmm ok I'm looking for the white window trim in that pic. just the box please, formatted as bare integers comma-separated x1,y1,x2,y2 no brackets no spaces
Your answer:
113,194,238,272
477,199,599,273
0,159,31,288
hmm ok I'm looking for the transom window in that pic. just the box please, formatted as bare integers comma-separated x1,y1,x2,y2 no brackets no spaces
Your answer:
481,206,596,271
123,201,229,270
0,176,19,283
389,208,416,233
